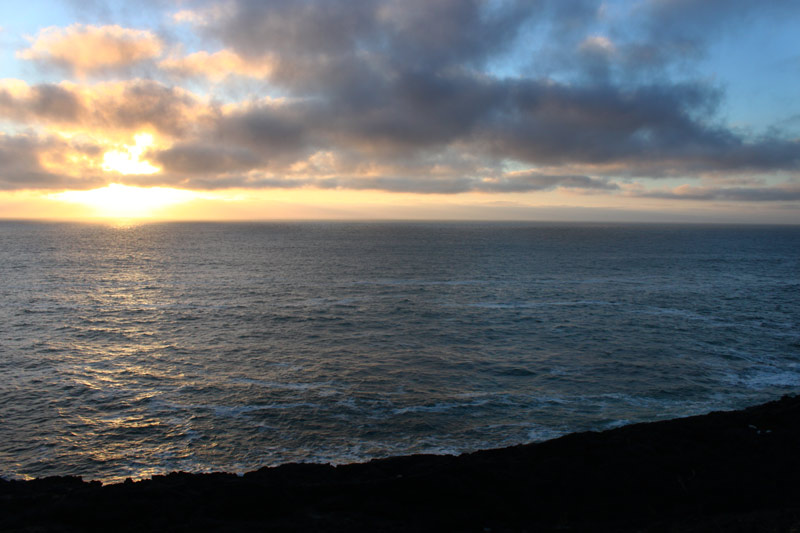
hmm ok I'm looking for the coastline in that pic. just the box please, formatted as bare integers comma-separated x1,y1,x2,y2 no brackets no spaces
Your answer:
3,394,799,531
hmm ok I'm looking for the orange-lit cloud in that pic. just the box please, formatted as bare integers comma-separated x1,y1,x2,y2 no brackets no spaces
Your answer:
0,131,106,191
18,24,162,76
161,50,274,81
0,78,210,138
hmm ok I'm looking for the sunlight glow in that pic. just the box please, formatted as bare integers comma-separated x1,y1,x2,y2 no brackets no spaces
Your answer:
102,133,161,175
50,183,204,218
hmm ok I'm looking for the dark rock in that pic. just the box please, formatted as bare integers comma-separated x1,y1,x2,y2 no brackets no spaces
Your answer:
2,394,800,531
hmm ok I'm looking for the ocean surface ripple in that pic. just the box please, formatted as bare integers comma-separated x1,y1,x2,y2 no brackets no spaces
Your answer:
1,221,798,482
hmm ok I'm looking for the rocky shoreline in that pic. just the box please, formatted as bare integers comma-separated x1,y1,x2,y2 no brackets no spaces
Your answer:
3,394,800,531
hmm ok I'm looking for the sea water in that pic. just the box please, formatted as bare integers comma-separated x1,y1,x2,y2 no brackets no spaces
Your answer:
1,221,798,482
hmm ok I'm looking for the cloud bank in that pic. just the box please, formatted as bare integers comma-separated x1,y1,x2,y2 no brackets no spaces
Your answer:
0,0,798,206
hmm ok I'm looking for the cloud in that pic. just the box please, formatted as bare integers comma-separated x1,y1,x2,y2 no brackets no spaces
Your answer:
0,79,210,137
481,79,800,174
190,0,531,90
2,71,798,194
163,0,798,176
2,0,799,200
154,143,262,175
475,172,618,193
160,50,274,81
325,171,616,195
0,133,105,190
527,0,800,82
632,183,800,202
78,80,209,137
0,80,82,122
18,24,162,76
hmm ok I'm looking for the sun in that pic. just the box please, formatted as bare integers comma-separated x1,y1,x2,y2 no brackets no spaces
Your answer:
102,133,161,175
50,183,204,219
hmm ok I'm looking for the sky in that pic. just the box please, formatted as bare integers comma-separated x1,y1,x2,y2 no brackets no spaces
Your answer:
0,0,799,222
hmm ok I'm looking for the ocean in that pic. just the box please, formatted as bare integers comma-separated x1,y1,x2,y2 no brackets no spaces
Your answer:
1,221,798,483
